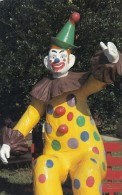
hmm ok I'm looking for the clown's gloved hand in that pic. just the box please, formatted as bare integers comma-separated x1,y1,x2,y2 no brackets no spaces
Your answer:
0,144,10,164
100,42,119,63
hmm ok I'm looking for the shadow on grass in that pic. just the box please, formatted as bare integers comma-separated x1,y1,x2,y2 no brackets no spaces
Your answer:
0,162,73,195
0,162,33,195
0,177,33,195
0,175,72,195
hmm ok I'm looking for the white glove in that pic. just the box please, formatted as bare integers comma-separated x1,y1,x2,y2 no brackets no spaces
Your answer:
100,42,119,63
0,144,10,164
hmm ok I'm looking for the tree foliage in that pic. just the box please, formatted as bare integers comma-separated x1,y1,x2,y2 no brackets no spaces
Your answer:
0,0,121,131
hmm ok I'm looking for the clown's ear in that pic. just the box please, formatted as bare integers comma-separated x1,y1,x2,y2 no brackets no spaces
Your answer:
69,54,75,68
44,56,49,69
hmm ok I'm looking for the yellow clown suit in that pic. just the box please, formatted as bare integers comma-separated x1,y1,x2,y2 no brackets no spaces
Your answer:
0,12,122,195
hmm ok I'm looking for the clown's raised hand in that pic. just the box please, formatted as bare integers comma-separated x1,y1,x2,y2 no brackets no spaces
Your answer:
100,41,122,76
100,42,119,63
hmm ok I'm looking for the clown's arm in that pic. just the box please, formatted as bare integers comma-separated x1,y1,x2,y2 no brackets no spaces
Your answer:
82,42,122,96
0,98,45,164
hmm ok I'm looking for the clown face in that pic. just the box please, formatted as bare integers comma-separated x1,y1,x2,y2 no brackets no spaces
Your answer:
44,48,75,78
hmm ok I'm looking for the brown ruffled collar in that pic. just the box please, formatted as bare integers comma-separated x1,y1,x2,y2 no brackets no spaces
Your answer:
30,71,90,102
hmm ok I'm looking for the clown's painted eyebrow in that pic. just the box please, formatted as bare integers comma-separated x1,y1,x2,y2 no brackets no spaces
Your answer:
52,50,57,53
51,50,65,53
59,50,65,53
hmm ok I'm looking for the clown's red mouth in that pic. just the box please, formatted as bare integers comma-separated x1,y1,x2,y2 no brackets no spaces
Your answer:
51,62,65,72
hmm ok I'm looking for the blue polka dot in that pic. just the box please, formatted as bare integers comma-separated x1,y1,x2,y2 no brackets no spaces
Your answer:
90,158,97,164
46,160,54,168
74,179,80,189
47,104,53,114
66,94,77,107
68,138,79,149
45,123,52,134
80,131,89,142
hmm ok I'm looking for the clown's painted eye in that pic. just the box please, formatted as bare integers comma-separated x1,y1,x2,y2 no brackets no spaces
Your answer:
50,54,56,59
60,54,67,58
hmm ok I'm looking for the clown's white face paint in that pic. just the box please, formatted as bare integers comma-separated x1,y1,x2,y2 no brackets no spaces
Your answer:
44,49,75,78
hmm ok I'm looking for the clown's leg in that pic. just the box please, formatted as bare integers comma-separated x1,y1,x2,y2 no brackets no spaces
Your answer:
33,154,66,195
70,155,106,195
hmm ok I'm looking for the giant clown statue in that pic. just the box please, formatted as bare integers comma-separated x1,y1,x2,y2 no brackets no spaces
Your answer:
0,12,122,195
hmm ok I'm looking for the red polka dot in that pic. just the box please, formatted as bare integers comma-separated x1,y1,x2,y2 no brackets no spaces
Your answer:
58,124,68,134
92,147,99,154
55,106,66,117
67,112,74,121
86,176,95,187
38,174,46,183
